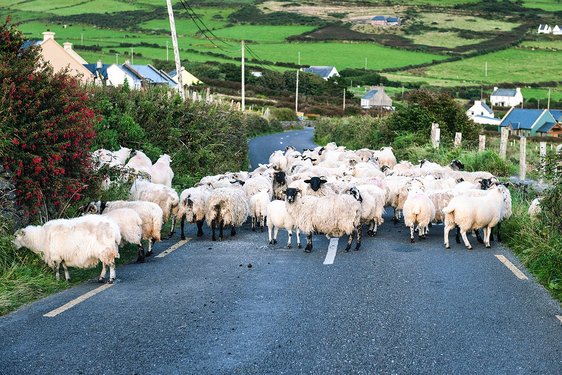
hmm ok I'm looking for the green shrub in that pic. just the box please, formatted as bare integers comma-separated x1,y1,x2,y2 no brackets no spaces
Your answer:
315,116,384,150
271,107,298,121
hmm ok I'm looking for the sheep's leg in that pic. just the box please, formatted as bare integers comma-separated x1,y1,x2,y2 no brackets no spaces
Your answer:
410,226,415,243
268,225,274,245
196,220,204,237
484,227,492,248
218,220,224,241
136,244,146,263
372,221,378,236
476,229,484,244
304,233,313,253
393,208,399,224
230,225,236,237
355,226,362,251
494,222,501,242
286,228,292,249
251,216,256,231
460,229,473,250
260,216,265,233
211,219,217,241
296,228,301,248
168,215,176,238
62,261,70,282
455,226,461,244
444,224,451,249
54,263,60,281
273,227,279,245
147,239,153,256
108,262,116,284
98,263,107,283
345,232,353,252
180,215,186,240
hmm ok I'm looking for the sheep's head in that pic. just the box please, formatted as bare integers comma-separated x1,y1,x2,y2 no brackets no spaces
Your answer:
450,159,465,171
12,229,26,249
478,178,498,190
80,201,102,215
284,188,301,203
381,165,390,173
274,171,287,185
304,176,327,192
348,187,363,202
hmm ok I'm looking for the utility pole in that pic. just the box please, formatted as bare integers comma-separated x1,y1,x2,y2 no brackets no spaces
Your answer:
115,53,119,65
166,40,169,61
130,47,134,64
485,62,488,77
166,0,185,100
343,88,346,111
298,51,301,65
241,40,245,111
364,57,367,70
547,88,551,110
295,69,299,113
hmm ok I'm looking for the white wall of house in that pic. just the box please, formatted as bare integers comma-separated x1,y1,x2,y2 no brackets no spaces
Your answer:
466,100,493,117
490,87,523,107
106,65,141,89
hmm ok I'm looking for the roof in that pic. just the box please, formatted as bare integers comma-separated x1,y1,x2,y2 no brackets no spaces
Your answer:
549,109,562,121
83,63,110,79
492,88,517,97
480,101,493,114
372,16,386,21
537,122,556,133
500,109,549,130
302,66,337,79
21,40,41,50
122,64,176,87
363,89,379,100
387,17,400,22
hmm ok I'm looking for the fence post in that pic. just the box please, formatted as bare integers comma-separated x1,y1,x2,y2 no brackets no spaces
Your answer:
519,137,527,180
431,123,440,148
478,135,486,152
454,132,462,148
499,127,509,160
539,141,547,182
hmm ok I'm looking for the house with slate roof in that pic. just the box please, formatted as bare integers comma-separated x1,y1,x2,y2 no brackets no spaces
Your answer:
83,61,140,89
371,16,387,26
301,66,339,80
538,24,552,34
361,86,393,110
553,25,562,35
490,87,523,107
168,66,202,88
121,63,177,89
499,108,557,137
466,100,501,125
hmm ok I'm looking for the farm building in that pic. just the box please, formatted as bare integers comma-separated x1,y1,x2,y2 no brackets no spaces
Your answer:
302,66,340,80
538,24,552,34
25,31,94,84
553,25,562,35
549,110,562,137
361,86,393,110
370,16,401,26
168,66,202,87
466,100,501,125
490,87,523,108
498,108,557,137
83,62,141,89
387,17,401,26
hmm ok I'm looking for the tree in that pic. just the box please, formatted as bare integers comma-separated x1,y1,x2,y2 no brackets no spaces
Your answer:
0,18,98,220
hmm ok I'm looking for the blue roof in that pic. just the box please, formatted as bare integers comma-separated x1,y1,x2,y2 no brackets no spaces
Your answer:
387,17,400,22
492,88,517,97
500,109,553,131
537,122,555,133
549,109,562,121
372,16,386,21
83,63,110,79
21,40,41,50
363,90,379,100
302,66,336,79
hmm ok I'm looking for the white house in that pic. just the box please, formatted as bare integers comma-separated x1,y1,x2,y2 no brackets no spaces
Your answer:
361,86,393,110
466,100,501,125
490,87,523,107
538,24,552,34
301,66,339,80
553,25,562,35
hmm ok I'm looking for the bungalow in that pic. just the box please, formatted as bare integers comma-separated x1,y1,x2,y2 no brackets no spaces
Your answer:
499,108,557,137
466,100,501,125
371,15,387,26
361,86,392,110
553,25,562,35
168,66,202,87
490,87,523,107
387,17,401,26
83,61,141,89
301,66,340,80
121,63,177,89
538,24,552,34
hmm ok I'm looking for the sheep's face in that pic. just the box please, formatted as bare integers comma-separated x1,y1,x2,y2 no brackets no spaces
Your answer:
348,187,363,202
381,165,390,173
450,159,465,171
285,188,300,204
12,229,26,249
274,171,286,185
304,177,327,192
479,178,495,190
81,202,100,215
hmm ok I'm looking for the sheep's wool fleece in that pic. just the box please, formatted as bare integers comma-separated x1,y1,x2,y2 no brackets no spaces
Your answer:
206,188,250,226
297,195,361,237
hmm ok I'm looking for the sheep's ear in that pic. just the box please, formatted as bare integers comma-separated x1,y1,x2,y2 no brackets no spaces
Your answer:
310,158,317,162
303,179,311,183
320,179,327,184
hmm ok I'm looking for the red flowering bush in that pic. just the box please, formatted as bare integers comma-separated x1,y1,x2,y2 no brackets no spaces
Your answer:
1,18,98,219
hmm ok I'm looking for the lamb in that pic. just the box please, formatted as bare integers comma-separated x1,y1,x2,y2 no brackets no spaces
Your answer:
83,200,163,262
206,188,250,241
442,186,506,249
249,188,271,232
130,180,179,238
177,186,211,240
528,197,541,218
149,154,174,187
266,199,301,249
13,215,121,283
402,182,435,242
285,188,362,253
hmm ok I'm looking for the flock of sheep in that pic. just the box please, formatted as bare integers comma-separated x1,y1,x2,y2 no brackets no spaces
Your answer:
12,142,515,283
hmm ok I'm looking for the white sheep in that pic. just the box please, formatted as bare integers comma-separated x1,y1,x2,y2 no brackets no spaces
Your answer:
83,200,163,262
102,208,143,248
528,197,542,218
110,147,132,167
125,150,152,178
130,180,179,238
177,186,211,240
243,175,273,200
269,150,288,171
266,199,301,249
206,188,250,241
150,154,174,187
373,147,397,168
249,188,271,232
443,186,506,249
402,186,436,242
13,216,121,283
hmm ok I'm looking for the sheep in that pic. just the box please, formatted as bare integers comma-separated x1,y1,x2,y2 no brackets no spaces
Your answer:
102,208,143,248
206,188,250,241
269,150,288,171
91,148,114,170
150,154,174,187
243,175,273,200
266,199,301,249
349,184,386,236
249,188,270,232
177,186,211,240
285,188,362,253
442,186,506,249
301,176,336,197
83,200,163,262
402,182,436,242
373,147,397,168
272,171,288,200
528,197,542,218
13,215,121,283
427,189,456,224
384,176,411,223
130,180,179,238
125,150,152,182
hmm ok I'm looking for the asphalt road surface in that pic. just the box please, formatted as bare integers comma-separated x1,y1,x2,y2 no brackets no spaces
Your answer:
1,128,561,374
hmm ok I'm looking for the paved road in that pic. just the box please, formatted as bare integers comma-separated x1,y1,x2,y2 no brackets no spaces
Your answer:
1,129,562,374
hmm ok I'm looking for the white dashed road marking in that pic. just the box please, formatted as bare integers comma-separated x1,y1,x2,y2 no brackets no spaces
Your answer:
495,255,528,280
556,315,562,324
323,238,339,265
44,283,113,318
155,239,190,258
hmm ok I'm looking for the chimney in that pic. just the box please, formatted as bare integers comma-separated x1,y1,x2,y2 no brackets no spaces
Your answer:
516,87,521,93
63,42,72,51
475,100,481,106
96,60,103,69
42,31,55,41
124,59,130,65
493,86,498,92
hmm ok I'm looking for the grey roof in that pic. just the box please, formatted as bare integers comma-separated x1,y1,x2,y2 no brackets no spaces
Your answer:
500,109,554,131
302,66,336,79
492,88,517,97
363,90,379,100
480,101,493,114
84,63,110,79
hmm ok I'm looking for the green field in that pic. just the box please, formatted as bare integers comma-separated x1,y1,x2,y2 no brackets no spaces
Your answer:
520,40,562,50
408,31,486,49
522,0,562,11
416,13,520,32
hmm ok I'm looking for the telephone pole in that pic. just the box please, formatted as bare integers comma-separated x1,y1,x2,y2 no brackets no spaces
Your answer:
166,40,169,61
241,40,245,111
343,88,346,111
166,0,185,100
547,88,551,110
130,47,134,64
295,69,299,113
